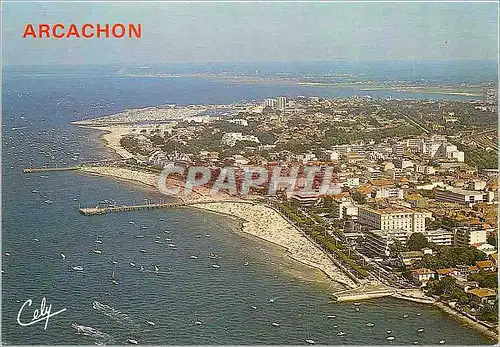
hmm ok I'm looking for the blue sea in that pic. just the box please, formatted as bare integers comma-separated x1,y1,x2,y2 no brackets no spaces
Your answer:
1,63,495,345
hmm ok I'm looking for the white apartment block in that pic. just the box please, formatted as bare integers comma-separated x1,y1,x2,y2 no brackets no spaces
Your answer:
358,206,426,233
221,132,260,147
454,227,487,247
424,228,453,246
435,188,494,206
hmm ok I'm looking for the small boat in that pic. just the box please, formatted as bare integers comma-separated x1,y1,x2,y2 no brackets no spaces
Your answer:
271,322,280,327
111,260,118,264
354,307,360,312
31,189,40,193
366,323,374,327
129,221,135,224
112,280,120,285
414,341,419,345
190,255,198,259
333,325,338,328
154,265,160,272
194,321,202,326
386,330,392,334
439,340,446,344
305,339,316,345
417,328,424,333
417,313,421,316
141,226,148,229
403,314,409,318
196,234,202,238
61,253,66,260
127,339,138,345
135,235,144,239
72,266,84,271
146,320,155,326
140,266,144,272
129,262,136,267
140,249,147,253
204,234,210,237
4,252,10,256
212,264,220,268
44,199,53,204
337,331,345,336
327,315,336,319
167,243,176,247
251,305,257,309
354,302,361,306
95,240,102,244
269,297,277,303
244,262,249,266
154,240,162,244
93,249,102,254
387,336,395,341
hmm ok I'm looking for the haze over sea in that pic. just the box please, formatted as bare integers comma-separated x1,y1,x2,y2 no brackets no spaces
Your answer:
2,62,496,345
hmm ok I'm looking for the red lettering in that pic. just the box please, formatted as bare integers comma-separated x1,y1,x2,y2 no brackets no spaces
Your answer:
52,23,65,38
38,24,50,38
96,24,109,38
129,24,141,38
112,24,125,38
66,24,80,38
22,24,37,38
82,24,94,38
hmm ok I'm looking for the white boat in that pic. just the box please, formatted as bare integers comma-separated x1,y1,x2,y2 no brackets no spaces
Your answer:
386,330,392,334
154,240,162,244
141,226,148,229
135,235,144,239
155,265,159,272
417,328,424,333
271,322,280,327
414,341,419,345
333,325,338,328
366,322,374,327
269,297,277,303
439,340,446,344
403,314,409,318
140,249,147,253
327,315,336,319
129,221,135,224
387,336,395,341
194,321,202,325
95,240,102,244
305,339,316,345
60,253,66,260
212,264,220,268
4,252,10,256
167,243,176,247
112,280,120,285
190,255,198,259
204,234,210,237
337,331,345,336
93,249,102,254
146,320,155,326
44,199,53,204
417,313,422,316
251,305,257,309
354,302,361,306
354,307,360,312
127,339,138,345
244,262,249,266
33,238,39,242
72,266,84,271
129,262,136,267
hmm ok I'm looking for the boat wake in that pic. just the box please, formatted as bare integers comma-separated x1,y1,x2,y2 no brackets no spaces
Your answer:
92,301,134,326
71,323,113,345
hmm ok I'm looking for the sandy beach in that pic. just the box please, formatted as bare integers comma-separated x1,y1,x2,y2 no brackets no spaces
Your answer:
78,125,136,159
193,202,358,289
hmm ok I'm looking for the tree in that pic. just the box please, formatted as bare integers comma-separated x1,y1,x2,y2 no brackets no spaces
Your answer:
389,239,406,255
351,191,366,204
407,233,429,251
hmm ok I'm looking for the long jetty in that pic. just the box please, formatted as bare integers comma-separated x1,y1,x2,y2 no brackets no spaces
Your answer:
79,199,245,216
23,166,81,173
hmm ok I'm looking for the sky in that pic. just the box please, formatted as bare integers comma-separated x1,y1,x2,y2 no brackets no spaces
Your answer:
1,2,499,65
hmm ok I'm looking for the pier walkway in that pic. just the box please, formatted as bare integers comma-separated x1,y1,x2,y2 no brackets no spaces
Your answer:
79,199,252,216
23,166,81,173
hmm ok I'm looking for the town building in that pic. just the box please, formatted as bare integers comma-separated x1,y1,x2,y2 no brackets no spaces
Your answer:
434,188,494,206
454,227,487,247
358,206,426,233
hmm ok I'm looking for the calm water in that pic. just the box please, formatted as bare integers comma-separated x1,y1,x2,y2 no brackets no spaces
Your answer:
1,65,494,345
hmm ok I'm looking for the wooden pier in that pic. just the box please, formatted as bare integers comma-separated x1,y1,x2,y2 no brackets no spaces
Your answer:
23,167,81,173
79,202,186,215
